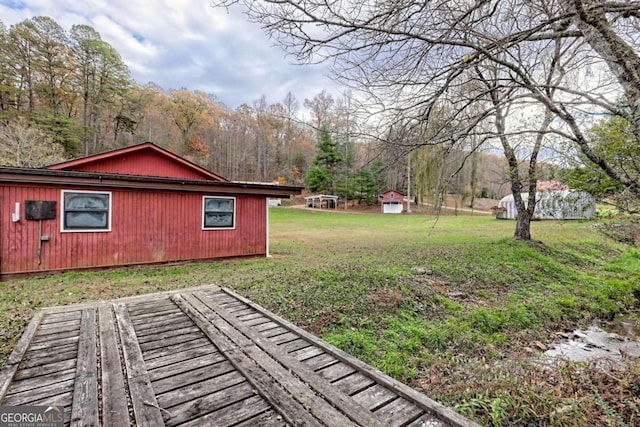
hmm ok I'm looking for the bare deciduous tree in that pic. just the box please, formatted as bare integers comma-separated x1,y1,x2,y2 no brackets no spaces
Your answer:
0,121,66,167
214,0,640,239
303,89,335,131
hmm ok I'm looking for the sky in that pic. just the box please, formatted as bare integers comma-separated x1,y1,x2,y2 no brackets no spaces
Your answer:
0,0,340,109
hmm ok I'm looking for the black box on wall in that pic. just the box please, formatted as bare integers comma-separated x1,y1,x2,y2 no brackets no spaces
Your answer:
25,200,57,220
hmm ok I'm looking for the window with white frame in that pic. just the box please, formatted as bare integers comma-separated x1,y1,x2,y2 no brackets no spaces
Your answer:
61,190,112,232
203,196,235,229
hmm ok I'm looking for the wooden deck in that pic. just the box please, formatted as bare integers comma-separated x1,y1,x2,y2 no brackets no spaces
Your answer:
0,286,479,427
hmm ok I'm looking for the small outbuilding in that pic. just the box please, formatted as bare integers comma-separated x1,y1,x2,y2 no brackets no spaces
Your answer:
0,142,302,277
304,194,338,209
497,190,596,220
381,190,404,214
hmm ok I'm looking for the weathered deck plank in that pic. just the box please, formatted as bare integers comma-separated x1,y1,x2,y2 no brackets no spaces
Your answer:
162,381,256,426
0,311,44,400
279,338,312,354
333,372,376,395
242,316,273,327
316,361,357,382
24,343,78,361
3,378,75,406
352,384,397,410
155,371,246,409
114,303,164,427
179,395,272,427
172,293,328,427
262,326,290,338
407,413,450,427
70,308,98,427
17,347,76,371
147,353,226,382
152,360,236,395
0,285,479,427
375,397,424,427
28,336,79,351
216,287,479,427
268,331,300,345
5,369,76,395
34,323,80,337
192,291,386,427
237,312,265,322
13,358,77,381
127,307,180,321
138,331,205,352
304,353,340,371
31,328,80,343
135,322,197,340
126,300,177,315
233,412,289,427
131,312,186,330
29,390,73,407
98,305,130,427
40,311,83,324
143,345,218,371
218,301,246,311
253,321,282,333
141,337,212,361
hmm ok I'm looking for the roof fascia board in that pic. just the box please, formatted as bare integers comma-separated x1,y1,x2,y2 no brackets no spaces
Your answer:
0,169,302,198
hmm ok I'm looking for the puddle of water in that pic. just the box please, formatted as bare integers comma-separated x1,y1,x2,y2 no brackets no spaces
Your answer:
542,316,640,368
603,314,637,338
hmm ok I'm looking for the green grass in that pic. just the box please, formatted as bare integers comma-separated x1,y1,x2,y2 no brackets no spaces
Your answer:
1,208,639,426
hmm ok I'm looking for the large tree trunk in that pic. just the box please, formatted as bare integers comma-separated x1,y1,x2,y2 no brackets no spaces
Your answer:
510,177,535,240
515,209,533,240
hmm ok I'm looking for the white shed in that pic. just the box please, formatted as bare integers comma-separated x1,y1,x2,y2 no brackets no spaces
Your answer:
497,190,596,220
381,190,404,214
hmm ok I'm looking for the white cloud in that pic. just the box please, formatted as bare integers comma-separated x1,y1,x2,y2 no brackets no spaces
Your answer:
0,0,341,108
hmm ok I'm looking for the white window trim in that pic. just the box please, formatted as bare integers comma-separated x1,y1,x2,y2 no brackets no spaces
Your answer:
202,196,236,230
61,190,112,233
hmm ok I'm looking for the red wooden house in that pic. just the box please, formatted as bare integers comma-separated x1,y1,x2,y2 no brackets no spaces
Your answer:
0,142,302,277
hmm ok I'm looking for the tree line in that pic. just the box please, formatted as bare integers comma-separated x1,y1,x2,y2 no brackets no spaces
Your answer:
0,15,512,205
0,17,389,194
0,16,319,184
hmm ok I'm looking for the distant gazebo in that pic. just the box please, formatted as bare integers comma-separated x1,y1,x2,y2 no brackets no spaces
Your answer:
304,194,338,209
381,190,404,214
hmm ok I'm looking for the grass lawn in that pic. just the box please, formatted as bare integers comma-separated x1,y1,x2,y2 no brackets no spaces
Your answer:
1,208,639,426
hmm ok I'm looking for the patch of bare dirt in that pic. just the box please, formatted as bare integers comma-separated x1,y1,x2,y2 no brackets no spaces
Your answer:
292,305,343,335
410,275,494,310
367,290,405,310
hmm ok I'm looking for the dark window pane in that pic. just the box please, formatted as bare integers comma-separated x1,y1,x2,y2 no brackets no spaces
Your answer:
65,194,109,210
204,213,233,228
205,198,234,212
65,212,108,228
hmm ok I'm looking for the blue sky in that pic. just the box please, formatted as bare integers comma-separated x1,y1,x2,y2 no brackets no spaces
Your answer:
0,0,339,109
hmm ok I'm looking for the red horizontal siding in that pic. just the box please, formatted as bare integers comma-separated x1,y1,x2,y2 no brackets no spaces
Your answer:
1,184,266,275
